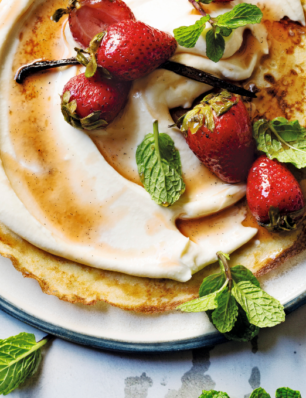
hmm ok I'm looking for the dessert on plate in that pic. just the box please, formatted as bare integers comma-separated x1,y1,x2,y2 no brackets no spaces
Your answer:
0,0,306,312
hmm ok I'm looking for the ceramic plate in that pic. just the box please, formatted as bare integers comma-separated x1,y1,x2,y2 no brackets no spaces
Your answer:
1,249,306,352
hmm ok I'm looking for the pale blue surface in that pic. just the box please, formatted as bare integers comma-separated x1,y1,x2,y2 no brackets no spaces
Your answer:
1,303,306,398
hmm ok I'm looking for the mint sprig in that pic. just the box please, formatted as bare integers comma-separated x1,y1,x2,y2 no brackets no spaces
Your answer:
199,388,301,398
136,121,185,207
173,3,263,62
199,391,230,398
253,117,306,169
199,387,302,398
177,252,285,341
276,388,302,398
0,333,51,395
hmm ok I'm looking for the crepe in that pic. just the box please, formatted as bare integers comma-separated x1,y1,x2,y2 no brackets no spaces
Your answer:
0,1,306,312
0,201,305,313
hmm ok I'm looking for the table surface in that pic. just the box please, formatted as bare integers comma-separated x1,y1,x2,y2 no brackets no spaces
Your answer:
1,301,306,398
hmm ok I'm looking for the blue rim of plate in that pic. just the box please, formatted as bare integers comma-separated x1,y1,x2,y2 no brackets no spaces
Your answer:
0,291,305,353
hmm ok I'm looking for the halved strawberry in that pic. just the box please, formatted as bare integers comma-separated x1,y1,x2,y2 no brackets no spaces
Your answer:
52,0,135,48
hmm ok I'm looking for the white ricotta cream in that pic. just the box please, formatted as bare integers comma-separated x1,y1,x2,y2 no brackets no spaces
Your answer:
0,0,304,281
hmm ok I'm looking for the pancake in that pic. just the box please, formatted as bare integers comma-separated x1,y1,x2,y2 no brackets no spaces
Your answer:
0,0,306,312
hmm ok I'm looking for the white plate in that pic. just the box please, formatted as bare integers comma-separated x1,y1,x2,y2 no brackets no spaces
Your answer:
0,250,306,352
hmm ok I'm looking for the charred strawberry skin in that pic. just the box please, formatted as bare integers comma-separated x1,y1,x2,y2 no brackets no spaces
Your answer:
61,71,131,130
247,155,305,231
96,20,177,81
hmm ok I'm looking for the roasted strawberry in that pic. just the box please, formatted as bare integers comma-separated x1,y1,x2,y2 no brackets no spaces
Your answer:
94,20,177,80
247,156,305,231
61,71,131,130
52,0,135,48
176,91,255,183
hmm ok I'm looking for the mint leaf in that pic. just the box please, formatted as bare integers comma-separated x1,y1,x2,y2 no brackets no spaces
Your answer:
231,265,260,288
211,287,238,333
250,388,271,398
0,333,49,395
253,117,306,169
177,282,227,312
199,273,226,297
199,390,230,398
223,303,259,342
232,281,286,328
136,121,185,207
215,3,263,29
206,29,225,63
276,388,301,398
218,27,232,37
173,16,210,48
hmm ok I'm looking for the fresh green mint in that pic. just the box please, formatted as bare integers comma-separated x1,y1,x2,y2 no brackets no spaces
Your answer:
253,117,306,169
173,3,263,62
250,388,271,398
200,387,301,398
276,388,302,398
211,287,238,333
136,121,185,207
173,16,210,48
199,391,230,398
177,252,285,341
232,281,285,328
0,333,50,395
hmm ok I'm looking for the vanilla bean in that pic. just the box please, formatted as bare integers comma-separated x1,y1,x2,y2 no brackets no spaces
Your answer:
160,61,256,98
15,58,79,84
15,58,256,98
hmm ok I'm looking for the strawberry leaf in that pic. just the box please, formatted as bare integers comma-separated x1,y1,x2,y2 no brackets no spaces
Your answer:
136,121,185,207
173,16,210,48
253,117,306,169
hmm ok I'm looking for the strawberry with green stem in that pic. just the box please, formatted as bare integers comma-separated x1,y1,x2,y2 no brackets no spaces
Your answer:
247,155,305,231
76,20,177,80
61,70,131,130
174,90,255,184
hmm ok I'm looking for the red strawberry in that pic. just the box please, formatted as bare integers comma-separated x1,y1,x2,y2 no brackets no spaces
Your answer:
247,155,305,231
177,91,255,183
61,71,131,130
96,20,177,80
52,0,135,48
